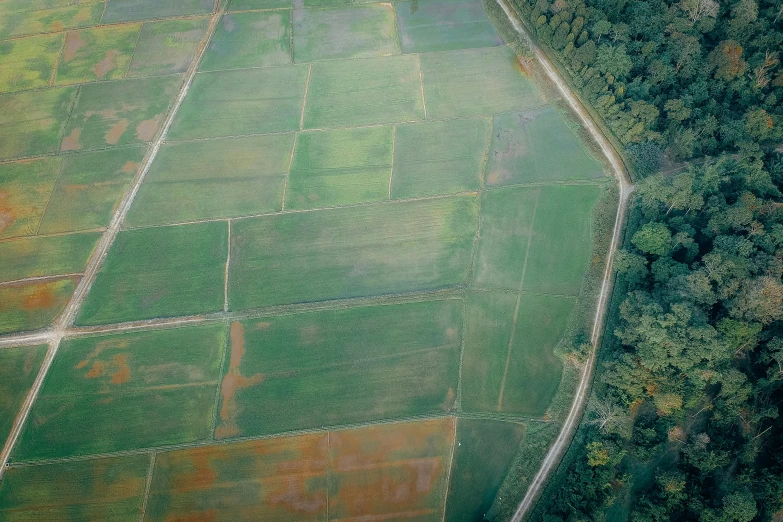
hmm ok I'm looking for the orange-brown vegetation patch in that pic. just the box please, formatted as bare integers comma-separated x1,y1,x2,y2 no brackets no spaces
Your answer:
92,49,120,78
60,127,82,151
136,118,158,142
121,160,140,173
63,32,86,61
111,353,131,384
105,118,129,144
23,285,56,310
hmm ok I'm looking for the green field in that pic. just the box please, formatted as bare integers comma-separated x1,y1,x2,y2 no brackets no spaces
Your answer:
486,107,605,185
0,277,78,334
391,118,490,198
227,0,293,10
286,126,393,209
292,5,399,62
0,87,76,160
214,300,461,438
102,0,215,23
76,222,227,325
395,0,504,53
0,33,63,93
445,418,527,521
127,18,211,77
201,11,290,71
54,24,141,85
0,454,149,521
15,325,226,460
420,45,544,119
303,54,425,128
0,1,104,39
0,232,100,282
62,75,181,150
0,345,47,443
169,65,308,139
127,134,293,226
228,196,477,309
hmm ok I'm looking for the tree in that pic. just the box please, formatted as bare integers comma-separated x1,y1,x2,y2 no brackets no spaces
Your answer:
594,44,633,79
680,0,719,22
632,222,672,255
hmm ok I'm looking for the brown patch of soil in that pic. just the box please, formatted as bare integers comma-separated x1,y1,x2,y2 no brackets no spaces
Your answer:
85,360,106,378
215,322,263,439
136,118,158,142
75,338,129,369
111,353,131,384
121,161,140,174
268,476,327,514
50,21,65,32
63,32,85,61
440,387,456,411
23,286,56,310
92,49,120,79
60,128,82,151
105,118,128,145
0,209,16,234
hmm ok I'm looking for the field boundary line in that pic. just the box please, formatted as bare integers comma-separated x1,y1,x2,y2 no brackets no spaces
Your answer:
209,322,231,440
0,0,229,480
299,63,312,130
491,0,634,520
48,33,67,86
496,190,540,411
223,219,231,311
388,125,397,199
138,451,156,522
33,158,66,236
125,22,145,80
440,416,459,522
281,132,299,211
416,54,428,119
326,431,331,521
0,272,82,287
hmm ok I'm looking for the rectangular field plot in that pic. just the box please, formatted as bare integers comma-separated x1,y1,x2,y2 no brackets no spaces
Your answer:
54,24,141,85
419,45,543,119
0,87,77,160
522,184,602,296
169,65,308,140
102,0,215,23
303,55,424,128
214,300,461,438
0,33,63,93
0,277,78,334
76,222,227,325
395,0,504,54
461,291,571,416
444,418,526,522
0,1,103,39
228,0,293,9
486,107,605,186
127,134,293,226
0,345,47,443
14,325,226,460
127,18,210,77
0,157,61,239
38,147,145,234
0,455,149,521
228,195,477,309
329,418,455,520
391,118,489,199
62,75,181,151
292,5,400,63
286,126,393,210
146,434,329,521
200,11,291,71
0,231,100,282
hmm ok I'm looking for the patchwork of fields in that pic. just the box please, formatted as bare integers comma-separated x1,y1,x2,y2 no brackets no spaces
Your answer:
0,0,612,519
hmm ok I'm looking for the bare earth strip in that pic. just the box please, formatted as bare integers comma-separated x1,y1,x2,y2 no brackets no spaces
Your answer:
493,0,634,520
0,0,228,480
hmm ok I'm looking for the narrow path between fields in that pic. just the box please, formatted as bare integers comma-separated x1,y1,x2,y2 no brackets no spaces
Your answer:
493,1,635,520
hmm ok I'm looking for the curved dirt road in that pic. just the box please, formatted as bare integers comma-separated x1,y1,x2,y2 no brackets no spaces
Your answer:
492,1,634,520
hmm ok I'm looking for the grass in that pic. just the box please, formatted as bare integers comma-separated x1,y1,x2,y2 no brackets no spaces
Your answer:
227,0,292,10
445,418,527,522
395,0,504,54
201,11,290,71
38,147,145,234
0,157,61,240
228,195,477,309
0,1,103,39
486,107,605,186
54,24,141,86
214,300,462,438
292,5,400,62
102,0,215,23
62,75,181,150
168,65,308,140
0,455,149,520
0,87,77,161
303,54,424,128
0,231,101,282
14,325,226,460
0,34,63,94
75,222,227,325
127,18,211,77
0,277,78,334
0,345,47,442
391,118,489,199
419,45,543,119
286,126,393,210
126,134,293,226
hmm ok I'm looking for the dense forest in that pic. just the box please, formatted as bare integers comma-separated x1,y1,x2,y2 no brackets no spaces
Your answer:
503,0,783,519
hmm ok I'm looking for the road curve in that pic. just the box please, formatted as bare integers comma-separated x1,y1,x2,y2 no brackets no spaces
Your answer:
492,1,634,520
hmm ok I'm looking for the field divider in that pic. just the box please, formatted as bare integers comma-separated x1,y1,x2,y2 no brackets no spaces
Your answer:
281,132,299,211
416,54,428,120
299,63,312,130
0,272,83,287
388,125,397,199
440,417,459,521
138,451,156,522
0,0,229,480
223,220,231,311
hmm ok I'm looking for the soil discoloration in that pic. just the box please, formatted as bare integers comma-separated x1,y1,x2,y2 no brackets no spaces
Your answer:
215,322,263,439
268,476,326,514
136,118,158,142
92,49,120,79
23,286,56,311
121,161,140,174
63,32,85,61
60,128,83,151
111,353,130,384
105,118,128,144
